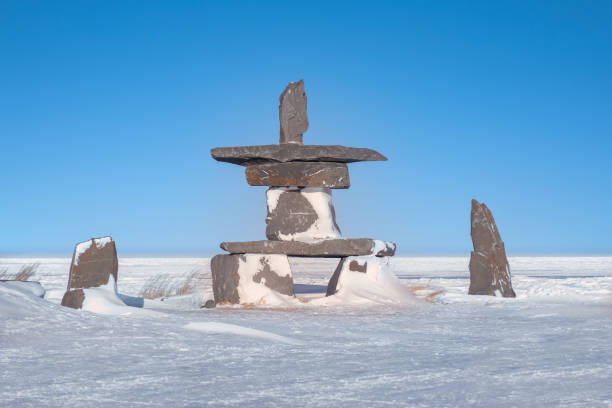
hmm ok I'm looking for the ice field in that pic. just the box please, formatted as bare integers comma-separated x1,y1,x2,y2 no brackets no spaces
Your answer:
1,256,611,407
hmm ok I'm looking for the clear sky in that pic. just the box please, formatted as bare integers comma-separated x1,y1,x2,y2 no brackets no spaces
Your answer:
1,1,611,256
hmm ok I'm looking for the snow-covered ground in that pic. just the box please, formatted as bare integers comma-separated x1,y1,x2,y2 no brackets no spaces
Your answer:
1,256,611,407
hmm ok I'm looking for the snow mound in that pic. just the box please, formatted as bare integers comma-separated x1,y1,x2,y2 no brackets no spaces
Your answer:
316,256,419,306
81,275,137,315
185,322,304,345
0,281,53,318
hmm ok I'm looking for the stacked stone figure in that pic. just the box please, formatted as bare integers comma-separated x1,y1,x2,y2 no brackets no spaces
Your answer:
210,80,396,304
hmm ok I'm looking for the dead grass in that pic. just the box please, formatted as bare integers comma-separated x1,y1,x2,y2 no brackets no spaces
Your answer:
407,284,444,303
0,263,39,281
139,268,206,299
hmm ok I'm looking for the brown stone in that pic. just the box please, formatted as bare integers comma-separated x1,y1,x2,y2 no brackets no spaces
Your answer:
469,199,516,297
211,144,387,166
279,80,308,145
245,162,350,188
61,289,85,309
61,236,119,309
220,238,396,258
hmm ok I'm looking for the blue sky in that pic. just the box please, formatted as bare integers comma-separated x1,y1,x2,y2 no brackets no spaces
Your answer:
1,1,611,255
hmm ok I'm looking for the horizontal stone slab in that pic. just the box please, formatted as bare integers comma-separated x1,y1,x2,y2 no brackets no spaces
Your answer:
211,144,387,166
220,239,396,258
246,162,350,188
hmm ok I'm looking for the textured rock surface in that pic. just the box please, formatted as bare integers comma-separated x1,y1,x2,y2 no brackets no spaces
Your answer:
211,254,294,305
279,80,308,145
469,199,516,297
61,288,85,309
266,187,341,242
61,237,119,309
211,144,387,166
246,162,350,188
220,238,396,257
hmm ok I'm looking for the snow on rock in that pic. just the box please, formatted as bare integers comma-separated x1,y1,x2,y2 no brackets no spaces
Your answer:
185,322,304,345
62,236,119,309
266,187,341,242
322,256,418,306
80,275,132,315
0,281,52,318
211,254,296,306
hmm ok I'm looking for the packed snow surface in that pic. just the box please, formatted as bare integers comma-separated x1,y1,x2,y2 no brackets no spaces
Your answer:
1,256,611,407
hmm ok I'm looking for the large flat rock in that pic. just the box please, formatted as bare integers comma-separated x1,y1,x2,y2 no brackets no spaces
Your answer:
211,144,387,166
246,162,350,188
220,238,396,258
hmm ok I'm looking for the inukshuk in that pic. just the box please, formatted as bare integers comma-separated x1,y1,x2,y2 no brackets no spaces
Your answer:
210,80,396,305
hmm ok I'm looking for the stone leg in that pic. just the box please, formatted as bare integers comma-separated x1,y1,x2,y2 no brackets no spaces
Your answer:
326,256,393,297
211,254,294,305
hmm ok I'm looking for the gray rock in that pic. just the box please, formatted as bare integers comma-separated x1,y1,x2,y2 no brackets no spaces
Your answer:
279,80,308,145
210,254,294,305
325,257,346,296
202,299,216,309
210,254,240,304
211,144,387,166
245,162,350,188
469,199,516,297
220,238,396,257
266,187,341,241
61,237,118,309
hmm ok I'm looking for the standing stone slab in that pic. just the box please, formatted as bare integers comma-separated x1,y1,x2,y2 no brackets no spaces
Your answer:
469,199,516,297
279,80,308,145
211,254,294,305
245,162,350,189
61,236,119,309
211,144,387,166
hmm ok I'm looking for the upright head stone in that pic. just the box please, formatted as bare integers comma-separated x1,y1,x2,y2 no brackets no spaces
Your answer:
279,79,308,145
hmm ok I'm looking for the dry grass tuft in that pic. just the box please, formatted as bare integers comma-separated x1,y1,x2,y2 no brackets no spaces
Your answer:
406,284,444,303
0,263,39,281
139,268,206,299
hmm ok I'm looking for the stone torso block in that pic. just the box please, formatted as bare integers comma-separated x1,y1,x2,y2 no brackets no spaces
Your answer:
266,187,341,242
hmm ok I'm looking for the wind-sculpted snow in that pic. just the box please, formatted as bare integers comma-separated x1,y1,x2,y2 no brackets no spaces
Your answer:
1,256,611,407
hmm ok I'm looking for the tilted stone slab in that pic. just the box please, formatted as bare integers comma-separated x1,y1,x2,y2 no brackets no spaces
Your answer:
220,238,396,258
211,254,294,305
211,144,387,166
266,187,341,242
469,199,516,298
279,80,308,145
61,236,119,309
246,162,350,188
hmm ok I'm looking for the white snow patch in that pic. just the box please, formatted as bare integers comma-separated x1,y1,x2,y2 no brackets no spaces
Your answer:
235,254,296,306
73,236,113,265
314,256,418,306
81,275,130,315
0,280,45,298
184,322,304,345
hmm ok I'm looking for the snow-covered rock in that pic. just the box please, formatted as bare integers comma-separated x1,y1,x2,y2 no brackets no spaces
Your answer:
211,254,295,305
266,187,341,242
469,199,516,297
61,236,119,309
324,256,417,305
